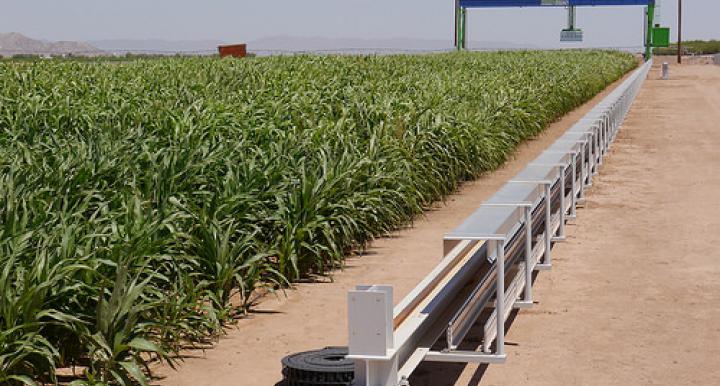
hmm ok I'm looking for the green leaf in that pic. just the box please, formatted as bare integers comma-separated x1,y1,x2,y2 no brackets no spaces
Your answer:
127,337,161,353
119,361,149,386
8,375,37,386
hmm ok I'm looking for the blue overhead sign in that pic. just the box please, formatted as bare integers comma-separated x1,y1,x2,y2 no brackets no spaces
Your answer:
459,0,654,7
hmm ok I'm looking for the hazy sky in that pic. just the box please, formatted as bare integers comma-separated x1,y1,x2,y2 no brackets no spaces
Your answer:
1,0,717,47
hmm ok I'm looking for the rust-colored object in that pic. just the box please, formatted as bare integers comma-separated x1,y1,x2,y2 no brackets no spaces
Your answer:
218,44,247,58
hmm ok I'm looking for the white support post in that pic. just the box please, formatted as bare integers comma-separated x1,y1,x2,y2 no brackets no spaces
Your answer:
590,134,598,177
596,127,604,167
515,207,534,308
612,106,618,131
606,114,614,142
494,240,506,356
602,119,610,151
569,153,578,218
348,285,397,386
554,165,567,242
537,183,552,270
599,121,606,157
580,142,588,192
606,115,612,146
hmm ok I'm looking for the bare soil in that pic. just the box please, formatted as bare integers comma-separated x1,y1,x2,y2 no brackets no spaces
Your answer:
157,62,720,386
412,61,720,386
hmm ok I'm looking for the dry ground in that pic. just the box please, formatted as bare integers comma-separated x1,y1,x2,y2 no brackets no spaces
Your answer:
413,60,720,386
158,61,720,386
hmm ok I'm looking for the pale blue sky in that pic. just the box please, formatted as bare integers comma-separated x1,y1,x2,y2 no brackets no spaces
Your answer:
1,1,717,47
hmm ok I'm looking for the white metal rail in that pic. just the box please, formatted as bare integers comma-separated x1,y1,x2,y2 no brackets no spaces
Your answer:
347,59,652,386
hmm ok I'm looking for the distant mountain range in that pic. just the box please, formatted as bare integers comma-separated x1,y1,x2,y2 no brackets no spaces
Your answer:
0,32,102,56
89,39,223,54
0,32,538,57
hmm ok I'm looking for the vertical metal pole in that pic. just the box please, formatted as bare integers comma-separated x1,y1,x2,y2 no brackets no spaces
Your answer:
597,128,603,165
677,0,682,64
460,7,467,50
495,240,506,356
570,154,577,218
454,0,460,50
602,119,608,149
588,137,595,176
557,166,566,240
523,207,533,302
579,145,586,196
605,118,610,149
592,131,599,169
614,106,618,130
606,118,611,148
543,184,552,267
645,4,655,61
588,138,596,183
596,124,602,158
567,6,576,30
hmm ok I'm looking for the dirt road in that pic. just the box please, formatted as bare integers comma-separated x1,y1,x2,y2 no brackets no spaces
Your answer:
412,61,720,385
158,62,720,386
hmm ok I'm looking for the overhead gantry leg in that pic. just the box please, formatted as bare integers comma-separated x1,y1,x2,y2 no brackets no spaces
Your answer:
454,1,467,51
645,3,655,61
560,6,582,42
568,6,576,31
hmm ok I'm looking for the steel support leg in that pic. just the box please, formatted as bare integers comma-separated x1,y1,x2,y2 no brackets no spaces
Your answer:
536,184,552,270
455,4,467,50
515,207,534,308
580,143,589,189
553,166,567,242
589,137,598,178
596,129,603,167
494,240,506,356
569,154,578,218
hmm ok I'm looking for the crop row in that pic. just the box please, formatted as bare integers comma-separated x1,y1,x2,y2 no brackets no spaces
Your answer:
0,50,636,385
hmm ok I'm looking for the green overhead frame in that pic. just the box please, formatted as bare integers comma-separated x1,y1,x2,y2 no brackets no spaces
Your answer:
645,3,655,60
455,1,468,50
455,1,665,61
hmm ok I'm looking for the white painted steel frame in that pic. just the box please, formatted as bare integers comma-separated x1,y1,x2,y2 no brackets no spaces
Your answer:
346,59,652,386
508,164,561,268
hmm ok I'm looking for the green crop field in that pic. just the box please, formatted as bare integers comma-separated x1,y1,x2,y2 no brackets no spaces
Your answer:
654,39,720,55
0,50,636,385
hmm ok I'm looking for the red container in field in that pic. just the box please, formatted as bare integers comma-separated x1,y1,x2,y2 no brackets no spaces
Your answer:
218,44,247,58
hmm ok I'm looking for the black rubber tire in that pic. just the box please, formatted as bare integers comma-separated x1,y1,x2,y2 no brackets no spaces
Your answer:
281,346,354,386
